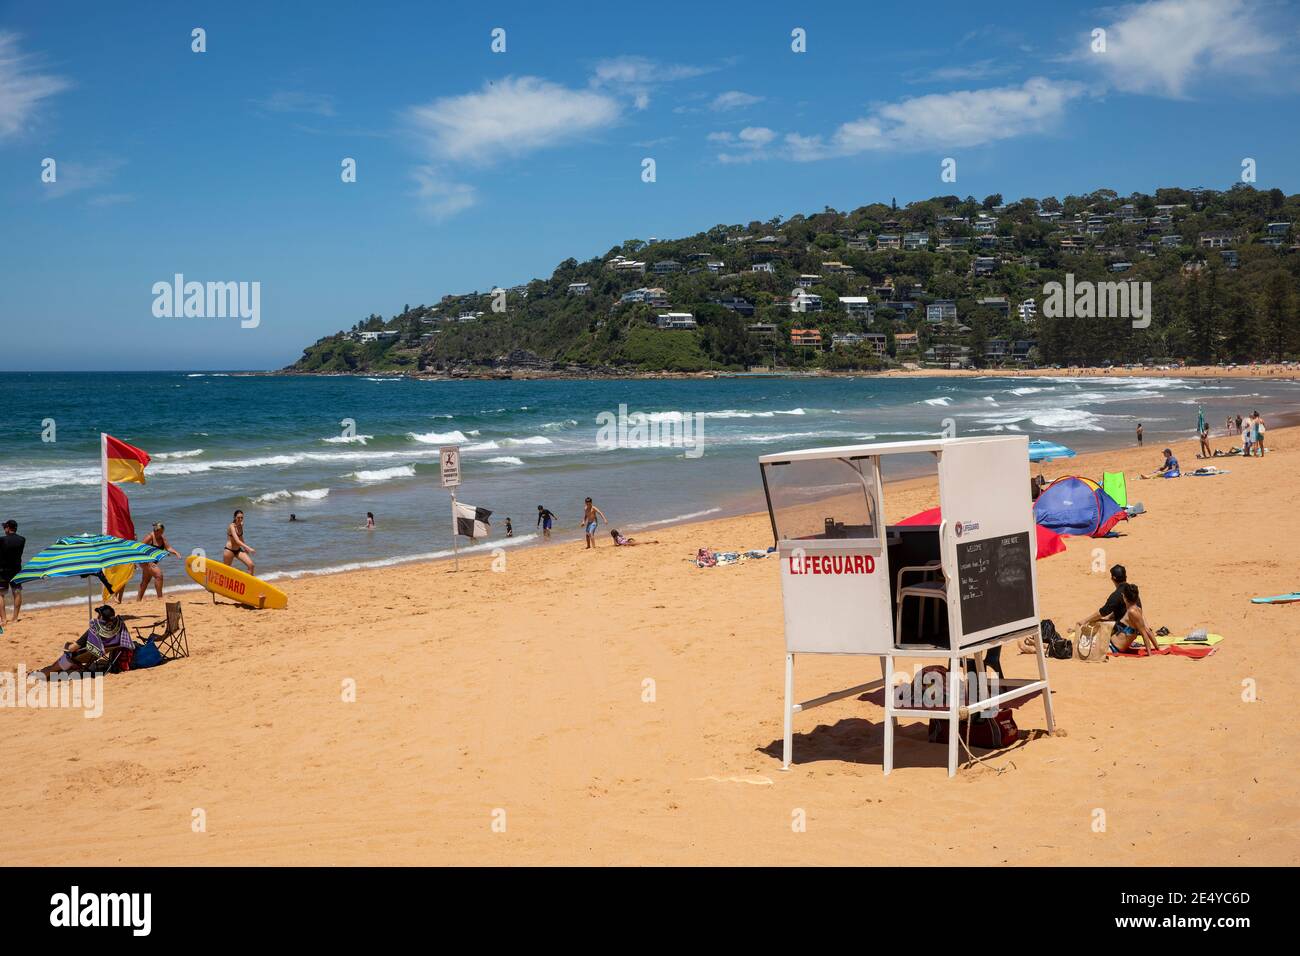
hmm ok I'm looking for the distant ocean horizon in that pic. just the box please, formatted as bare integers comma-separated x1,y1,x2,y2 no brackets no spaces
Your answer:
4,371,1299,609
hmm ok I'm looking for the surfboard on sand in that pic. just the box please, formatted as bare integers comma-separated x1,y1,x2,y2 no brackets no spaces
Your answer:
1252,593,1300,605
185,555,288,609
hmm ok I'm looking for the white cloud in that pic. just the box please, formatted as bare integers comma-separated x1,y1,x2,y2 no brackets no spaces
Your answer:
590,55,717,110
1085,0,1282,97
0,32,70,141
709,126,777,163
254,90,336,116
406,76,620,164
721,78,1083,163
411,166,477,220
710,90,763,111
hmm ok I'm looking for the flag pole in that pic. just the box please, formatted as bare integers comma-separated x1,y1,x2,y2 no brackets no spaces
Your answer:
100,432,108,535
451,487,459,572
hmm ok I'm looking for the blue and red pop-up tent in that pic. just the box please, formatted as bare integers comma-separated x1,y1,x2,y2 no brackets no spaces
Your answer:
1032,476,1128,538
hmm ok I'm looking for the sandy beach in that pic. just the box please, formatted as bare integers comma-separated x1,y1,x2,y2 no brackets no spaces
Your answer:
2,424,1298,866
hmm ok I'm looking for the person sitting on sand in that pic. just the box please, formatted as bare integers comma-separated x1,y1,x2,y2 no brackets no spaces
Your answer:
1076,564,1136,637
609,529,657,547
39,605,130,675
137,522,182,602
223,509,256,573
1149,448,1180,479
1107,584,1160,655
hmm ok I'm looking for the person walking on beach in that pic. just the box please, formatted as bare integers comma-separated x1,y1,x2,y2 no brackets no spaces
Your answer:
1242,416,1254,457
537,505,557,539
137,522,182,602
1135,423,1143,446
1253,411,1266,457
1236,413,1243,435
0,519,25,626
582,497,607,549
223,509,256,573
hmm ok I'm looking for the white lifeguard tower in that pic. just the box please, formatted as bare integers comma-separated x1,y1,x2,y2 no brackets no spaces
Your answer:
758,435,1056,776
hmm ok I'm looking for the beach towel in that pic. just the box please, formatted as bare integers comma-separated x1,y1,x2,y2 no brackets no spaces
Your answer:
1109,633,1223,660
1190,467,1229,477
1101,471,1128,508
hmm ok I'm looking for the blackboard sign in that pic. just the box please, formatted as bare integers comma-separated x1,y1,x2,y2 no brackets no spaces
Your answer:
956,532,1035,635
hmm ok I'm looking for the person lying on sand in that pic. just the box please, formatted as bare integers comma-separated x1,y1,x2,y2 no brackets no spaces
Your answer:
609,529,657,547
224,509,256,573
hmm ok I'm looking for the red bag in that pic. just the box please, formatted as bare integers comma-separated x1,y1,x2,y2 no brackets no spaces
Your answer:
928,709,1018,748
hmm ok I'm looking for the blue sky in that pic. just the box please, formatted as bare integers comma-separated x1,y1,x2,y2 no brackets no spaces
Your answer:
2,0,1298,370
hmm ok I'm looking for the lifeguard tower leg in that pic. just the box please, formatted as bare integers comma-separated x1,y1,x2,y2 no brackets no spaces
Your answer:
947,657,961,777
1033,631,1057,732
782,653,794,770
883,654,895,775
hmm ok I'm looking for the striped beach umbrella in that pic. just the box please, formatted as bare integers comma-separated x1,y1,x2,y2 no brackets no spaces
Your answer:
1027,439,1077,463
12,533,168,615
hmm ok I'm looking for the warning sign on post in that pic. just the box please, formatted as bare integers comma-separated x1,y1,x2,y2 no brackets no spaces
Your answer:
440,446,461,487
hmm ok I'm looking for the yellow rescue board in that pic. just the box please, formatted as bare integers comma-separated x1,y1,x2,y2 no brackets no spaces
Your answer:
185,555,288,609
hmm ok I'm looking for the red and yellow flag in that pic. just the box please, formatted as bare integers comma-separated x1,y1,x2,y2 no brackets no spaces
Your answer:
104,434,151,485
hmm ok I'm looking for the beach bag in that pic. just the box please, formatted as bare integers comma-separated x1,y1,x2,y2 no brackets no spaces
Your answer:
132,637,164,669
1041,619,1073,660
1076,622,1108,663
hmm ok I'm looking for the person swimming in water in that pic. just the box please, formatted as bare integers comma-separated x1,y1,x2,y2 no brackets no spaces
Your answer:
224,509,256,573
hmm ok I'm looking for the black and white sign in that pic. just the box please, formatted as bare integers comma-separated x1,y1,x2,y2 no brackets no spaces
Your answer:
440,445,461,487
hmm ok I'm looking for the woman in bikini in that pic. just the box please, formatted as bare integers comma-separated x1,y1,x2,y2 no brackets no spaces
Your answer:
1109,583,1160,655
224,509,256,573
137,522,182,601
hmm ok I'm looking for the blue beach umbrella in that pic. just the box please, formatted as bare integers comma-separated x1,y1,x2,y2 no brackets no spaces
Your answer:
12,533,168,616
1027,439,1077,463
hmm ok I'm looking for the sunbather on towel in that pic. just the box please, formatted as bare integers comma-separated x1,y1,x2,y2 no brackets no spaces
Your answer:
1107,584,1160,655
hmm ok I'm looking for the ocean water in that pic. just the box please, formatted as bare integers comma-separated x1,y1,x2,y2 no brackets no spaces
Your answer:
3,371,1298,607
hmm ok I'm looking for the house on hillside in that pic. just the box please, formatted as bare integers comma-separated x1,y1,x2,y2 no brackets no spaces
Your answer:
656,312,696,330
790,328,822,348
